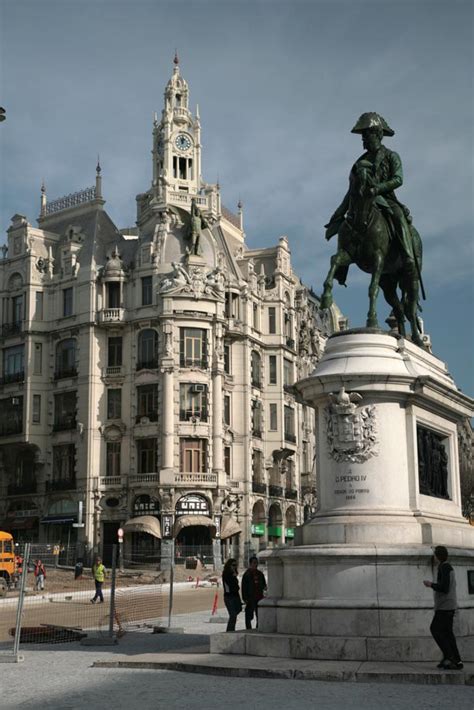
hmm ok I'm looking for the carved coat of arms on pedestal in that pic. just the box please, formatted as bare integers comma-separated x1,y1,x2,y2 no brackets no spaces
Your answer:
326,387,378,463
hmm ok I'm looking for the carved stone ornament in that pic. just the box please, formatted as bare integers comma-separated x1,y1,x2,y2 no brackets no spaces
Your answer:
326,387,378,463
159,261,225,299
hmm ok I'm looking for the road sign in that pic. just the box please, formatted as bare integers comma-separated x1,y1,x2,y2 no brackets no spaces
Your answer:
72,523,85,528
117,528,124,539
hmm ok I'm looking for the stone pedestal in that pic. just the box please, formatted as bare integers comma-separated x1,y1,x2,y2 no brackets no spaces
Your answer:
212,331,474,662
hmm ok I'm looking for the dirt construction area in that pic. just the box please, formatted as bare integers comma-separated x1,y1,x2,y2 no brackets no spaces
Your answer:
0,566,223,644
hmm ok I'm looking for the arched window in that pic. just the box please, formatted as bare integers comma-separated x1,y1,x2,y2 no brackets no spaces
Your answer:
137,329,158,370
55,339,77,378
251,350,262,388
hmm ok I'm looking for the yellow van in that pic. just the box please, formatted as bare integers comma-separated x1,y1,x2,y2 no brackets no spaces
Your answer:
0,531,16,591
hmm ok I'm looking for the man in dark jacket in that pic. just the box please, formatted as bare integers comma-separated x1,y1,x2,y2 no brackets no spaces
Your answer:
241,557,267,630
423,545,463,670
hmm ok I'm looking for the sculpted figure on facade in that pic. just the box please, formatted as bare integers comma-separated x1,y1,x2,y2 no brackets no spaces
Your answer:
188,198,209,256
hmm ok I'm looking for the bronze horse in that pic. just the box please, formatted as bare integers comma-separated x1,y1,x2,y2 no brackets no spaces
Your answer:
320,160,424,347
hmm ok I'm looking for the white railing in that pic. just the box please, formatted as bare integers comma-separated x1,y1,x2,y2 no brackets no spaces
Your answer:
168,191,208,208
103,366,123,377
128,474,159,484
99,476,124,488
99,308,125,324
45,186,96,215
174,472,218,486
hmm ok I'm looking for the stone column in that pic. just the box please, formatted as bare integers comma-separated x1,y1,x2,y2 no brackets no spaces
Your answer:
161,364,174,471
212,323,224,480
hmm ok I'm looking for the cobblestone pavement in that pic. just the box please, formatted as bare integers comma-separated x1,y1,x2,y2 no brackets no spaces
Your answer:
1,628,473,710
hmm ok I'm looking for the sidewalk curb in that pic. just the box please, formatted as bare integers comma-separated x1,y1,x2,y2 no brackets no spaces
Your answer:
92,659,474,685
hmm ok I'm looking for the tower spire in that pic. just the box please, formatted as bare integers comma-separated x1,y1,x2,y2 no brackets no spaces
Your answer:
95,155,102,199
40,180,47,217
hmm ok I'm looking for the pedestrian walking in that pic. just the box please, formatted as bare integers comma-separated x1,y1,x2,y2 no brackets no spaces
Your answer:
241,556,267,630
423,545,463,670
34,559,46,591
222,558,242,632
91,556,106,603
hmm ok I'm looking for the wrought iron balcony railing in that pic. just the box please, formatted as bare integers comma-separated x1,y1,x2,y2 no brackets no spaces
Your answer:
136,359,158,371
252,481,267,494
46,477,76,492
7,481,37,495
54,367,77,380
269,485,283,498
0,371,25,385
1,322,22,338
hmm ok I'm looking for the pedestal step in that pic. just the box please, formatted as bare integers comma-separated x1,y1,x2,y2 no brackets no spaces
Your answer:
211,631,474,663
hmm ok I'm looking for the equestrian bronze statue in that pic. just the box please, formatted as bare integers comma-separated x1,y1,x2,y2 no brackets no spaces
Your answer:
321,112,425,348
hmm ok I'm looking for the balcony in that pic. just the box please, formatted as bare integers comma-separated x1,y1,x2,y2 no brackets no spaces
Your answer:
251,428,262,439
0,371,25,385
285,488,298,500
301,485,317,497
269,485,283,498
284,432,297,443
103,366,124,378
252,481,267,495
46,477,76,492
0,420,23,437
179,357,208,370
54,367,77,380
286,338,296,350
128,473,159,485
174,472,218,487
135,411,158,424
180,409,208,423
53,417,76,432
1,322,22,338
7,481,37,496
98,308,125,325
136,359,158,371
99,476,125,489
251,379,262,389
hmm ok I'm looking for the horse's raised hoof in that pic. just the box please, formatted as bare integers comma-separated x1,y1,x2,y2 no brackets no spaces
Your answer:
320,293,333,310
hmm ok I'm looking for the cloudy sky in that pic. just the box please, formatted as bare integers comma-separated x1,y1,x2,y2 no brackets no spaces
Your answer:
1,0,472,394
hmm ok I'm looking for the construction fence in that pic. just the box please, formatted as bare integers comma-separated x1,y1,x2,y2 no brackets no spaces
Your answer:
0,545,226,659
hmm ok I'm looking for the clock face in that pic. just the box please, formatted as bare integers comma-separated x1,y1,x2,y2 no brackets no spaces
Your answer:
175,134,192,151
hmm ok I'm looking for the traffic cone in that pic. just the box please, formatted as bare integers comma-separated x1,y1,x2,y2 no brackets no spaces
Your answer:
211,591,219,616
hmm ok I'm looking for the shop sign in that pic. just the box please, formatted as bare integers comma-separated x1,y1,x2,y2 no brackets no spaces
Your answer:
214,515,221,539
175,494,210,516
251,523,265,536
285,527,295,539
267,525,282,537
133,495,160,517
162,514,173,538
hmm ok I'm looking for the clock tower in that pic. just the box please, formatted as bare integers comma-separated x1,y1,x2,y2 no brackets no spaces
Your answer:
152,53,202,203
136,55,222,233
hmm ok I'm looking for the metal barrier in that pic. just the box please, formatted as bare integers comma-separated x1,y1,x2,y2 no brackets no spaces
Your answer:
0,542,30,663
0,546,229,654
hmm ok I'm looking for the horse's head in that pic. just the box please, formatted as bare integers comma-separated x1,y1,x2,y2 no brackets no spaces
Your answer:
349,160,376,230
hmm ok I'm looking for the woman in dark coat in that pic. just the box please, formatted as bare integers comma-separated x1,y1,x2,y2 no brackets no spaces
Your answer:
222,558,242,632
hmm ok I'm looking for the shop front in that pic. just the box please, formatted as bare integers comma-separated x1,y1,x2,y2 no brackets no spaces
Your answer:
40,499,78,550
123,495,161,566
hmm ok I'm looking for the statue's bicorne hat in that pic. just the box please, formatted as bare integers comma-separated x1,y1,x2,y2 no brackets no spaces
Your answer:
351,112,395,137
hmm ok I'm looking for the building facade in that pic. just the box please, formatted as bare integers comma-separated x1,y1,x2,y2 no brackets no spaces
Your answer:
0,58,344,566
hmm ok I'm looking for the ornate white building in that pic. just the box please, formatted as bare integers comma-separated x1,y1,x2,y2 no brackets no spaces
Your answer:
0,57,345,566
